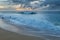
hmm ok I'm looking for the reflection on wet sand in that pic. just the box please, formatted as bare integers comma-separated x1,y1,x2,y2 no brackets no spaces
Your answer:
0,28,44,40
0,19,46,40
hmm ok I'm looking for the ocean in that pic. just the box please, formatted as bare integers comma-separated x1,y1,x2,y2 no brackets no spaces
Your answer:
0,11,60,40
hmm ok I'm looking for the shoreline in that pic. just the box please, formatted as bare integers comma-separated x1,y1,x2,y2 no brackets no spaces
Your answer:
0,19,44,40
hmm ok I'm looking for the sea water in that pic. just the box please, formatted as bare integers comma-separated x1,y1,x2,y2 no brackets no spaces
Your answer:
0,11,60,40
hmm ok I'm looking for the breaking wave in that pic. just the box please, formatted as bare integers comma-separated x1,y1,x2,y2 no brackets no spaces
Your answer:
0,11,60,38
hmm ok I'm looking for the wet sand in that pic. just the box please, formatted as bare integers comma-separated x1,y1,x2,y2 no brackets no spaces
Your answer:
0,28,44,40
0,19,45,40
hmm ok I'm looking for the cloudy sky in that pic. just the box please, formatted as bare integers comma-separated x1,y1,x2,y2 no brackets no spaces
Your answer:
0,0,60,6
0,0,60,9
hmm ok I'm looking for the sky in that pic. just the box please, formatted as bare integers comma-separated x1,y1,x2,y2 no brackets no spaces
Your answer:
0,0,60,4
0,0,8,1
0,0,60,9
0,0,60,6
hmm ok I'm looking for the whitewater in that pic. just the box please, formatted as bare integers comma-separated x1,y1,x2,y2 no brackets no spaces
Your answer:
0,11,60,40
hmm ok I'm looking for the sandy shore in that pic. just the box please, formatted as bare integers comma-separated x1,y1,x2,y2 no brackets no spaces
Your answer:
0,19,45,40
0,28,45,40
0,19,60,40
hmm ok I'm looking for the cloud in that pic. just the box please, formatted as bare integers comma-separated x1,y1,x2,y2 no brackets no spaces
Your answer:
42,0,60,6
8,0,60,9
10,0,60,6
30,1,40,4
30,1,40,8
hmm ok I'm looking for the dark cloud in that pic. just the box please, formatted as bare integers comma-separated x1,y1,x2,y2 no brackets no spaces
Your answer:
11,0,37,4
10,0,60,6
9,0,60,9
42,0,60,6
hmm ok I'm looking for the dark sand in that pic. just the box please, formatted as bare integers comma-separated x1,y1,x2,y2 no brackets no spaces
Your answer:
0,28,45,40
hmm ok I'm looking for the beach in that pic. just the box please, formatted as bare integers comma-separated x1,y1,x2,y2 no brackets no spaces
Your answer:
0,28,44,40
0,19,45,40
